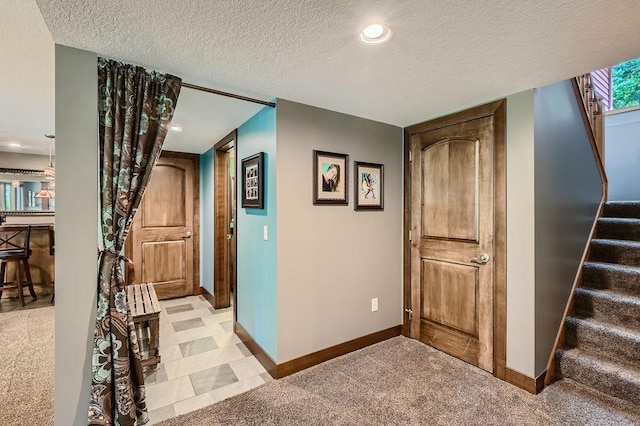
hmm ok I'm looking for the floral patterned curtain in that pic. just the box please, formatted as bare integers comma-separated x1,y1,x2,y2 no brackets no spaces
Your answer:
89,58,181,426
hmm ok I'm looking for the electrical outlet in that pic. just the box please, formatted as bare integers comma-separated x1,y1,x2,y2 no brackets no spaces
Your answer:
371,297,378,312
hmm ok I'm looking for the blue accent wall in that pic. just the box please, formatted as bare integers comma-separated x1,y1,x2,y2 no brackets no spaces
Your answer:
200,147,214,295
237,106,278,360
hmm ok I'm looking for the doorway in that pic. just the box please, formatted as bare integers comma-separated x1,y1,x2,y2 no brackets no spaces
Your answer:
403,100,507,377
126,151,200,299
213,130,237,310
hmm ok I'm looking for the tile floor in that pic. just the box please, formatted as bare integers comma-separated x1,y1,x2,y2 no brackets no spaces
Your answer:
146,295,272,424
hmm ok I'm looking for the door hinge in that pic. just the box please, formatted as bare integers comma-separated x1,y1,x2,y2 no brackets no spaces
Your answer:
405,308,413,320
408,230,412,241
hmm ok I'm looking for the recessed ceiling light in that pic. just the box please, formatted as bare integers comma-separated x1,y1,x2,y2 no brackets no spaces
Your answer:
360,23,392,44
169,125,183,132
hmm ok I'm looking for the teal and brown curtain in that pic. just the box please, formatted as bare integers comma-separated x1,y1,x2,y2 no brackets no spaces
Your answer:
89,58,181,426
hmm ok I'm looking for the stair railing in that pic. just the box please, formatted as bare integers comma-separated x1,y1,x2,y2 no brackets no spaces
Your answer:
575,73,606,164
544,77,609,386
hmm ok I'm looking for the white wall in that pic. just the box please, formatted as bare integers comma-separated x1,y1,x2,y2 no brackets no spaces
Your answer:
276,99,403,362
533,80,603,375
0,152,53,169
54,45,98,426
605,108,640,201
505,90,536,377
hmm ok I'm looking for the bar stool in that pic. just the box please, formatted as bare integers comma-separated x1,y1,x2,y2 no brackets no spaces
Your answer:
0,225,37,306
49,225,55,304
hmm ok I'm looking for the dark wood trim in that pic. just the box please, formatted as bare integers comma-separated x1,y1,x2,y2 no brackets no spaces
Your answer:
160,151,201,295
493,100,507,380
402,131,411,337
276,325,402,379
214,130,237,151
544,196,606,386
213,130,237,309
505,367,547,394
236,324,402,380
199,285,215,306
235,321,277,378
182,82,276,108
403,99,507,379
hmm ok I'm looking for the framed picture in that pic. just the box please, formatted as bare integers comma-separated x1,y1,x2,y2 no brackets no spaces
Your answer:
354,161,384,210
241,152,264,209
313,150,349,205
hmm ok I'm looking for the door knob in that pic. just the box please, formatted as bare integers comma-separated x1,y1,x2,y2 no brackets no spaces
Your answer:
226,234,232,240
470,253,490,264
182,231,192,239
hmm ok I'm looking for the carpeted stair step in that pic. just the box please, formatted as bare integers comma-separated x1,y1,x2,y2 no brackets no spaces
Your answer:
597,218,640,241
556,347,640,405
582,262,640,297
573,287,640,330
565,316,640,365
590,239,640,267
604,201,640,219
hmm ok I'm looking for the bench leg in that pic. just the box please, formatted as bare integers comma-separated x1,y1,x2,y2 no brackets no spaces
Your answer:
149,316,160,363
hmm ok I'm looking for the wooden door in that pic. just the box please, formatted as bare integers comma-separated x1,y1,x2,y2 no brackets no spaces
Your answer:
410,114,495,372
213,133,236,309
128,156,195,300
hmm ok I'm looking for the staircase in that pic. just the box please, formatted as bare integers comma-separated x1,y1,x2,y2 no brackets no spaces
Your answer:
556,201,640,405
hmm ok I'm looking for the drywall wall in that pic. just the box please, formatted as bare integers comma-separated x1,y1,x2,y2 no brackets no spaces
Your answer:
275,99,403,362
533,80,602,375
605,108,640,201
200,147,214,294
236,106,278,360
54,45,98,426
0,152,53,169
505,90,536,377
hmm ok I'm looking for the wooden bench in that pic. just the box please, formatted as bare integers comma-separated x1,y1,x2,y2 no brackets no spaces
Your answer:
127,282,162,368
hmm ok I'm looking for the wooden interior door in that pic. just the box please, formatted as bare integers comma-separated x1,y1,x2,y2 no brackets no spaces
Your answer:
128,155,195,300
409,114,495,372
213,133,236,309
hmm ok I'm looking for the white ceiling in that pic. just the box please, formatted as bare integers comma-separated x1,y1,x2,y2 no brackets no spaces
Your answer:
0,0,54,156
162,87,264,154
4,0,640,158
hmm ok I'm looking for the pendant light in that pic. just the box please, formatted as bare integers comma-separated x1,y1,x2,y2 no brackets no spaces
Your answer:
44,134,55,180
34,181,54,199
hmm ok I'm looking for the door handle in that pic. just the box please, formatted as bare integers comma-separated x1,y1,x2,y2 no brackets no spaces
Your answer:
182,231,192,239
226,234,232,240
470,253,490,264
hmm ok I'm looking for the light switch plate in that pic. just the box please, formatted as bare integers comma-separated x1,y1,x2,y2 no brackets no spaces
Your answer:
263,225,268,241
371,298,378,312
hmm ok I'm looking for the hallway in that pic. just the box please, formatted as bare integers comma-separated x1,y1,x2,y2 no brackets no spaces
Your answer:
146,295,271,424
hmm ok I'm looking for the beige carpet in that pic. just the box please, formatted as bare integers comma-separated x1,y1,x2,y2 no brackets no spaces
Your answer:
0,306,54,426
157,336,640,426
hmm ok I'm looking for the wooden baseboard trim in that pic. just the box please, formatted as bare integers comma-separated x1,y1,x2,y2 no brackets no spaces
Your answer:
276,325,402,379
505,367,547,394
235,323,402,380
235,321,278,378
199,286,215,307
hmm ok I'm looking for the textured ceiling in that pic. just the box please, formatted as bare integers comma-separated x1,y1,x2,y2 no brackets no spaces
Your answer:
35,0,640,128
5,1,640,157
0,0,54,156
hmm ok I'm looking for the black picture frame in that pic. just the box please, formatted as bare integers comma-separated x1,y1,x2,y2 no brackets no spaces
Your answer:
241,152,264,209
354,161,384,210
313,150,349,205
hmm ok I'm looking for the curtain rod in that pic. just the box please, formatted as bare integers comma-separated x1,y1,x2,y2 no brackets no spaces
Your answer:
181,82,276,108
